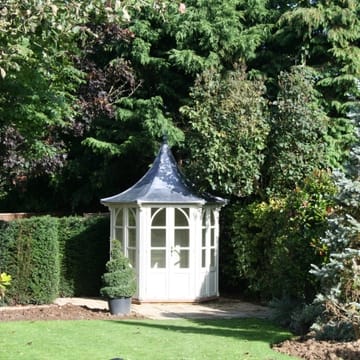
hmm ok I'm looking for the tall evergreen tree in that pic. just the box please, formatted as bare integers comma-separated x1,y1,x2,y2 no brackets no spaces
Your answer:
122,0,272,123
311,108,360,340
256,0,360,168
182,65,269,197
265,66,328,195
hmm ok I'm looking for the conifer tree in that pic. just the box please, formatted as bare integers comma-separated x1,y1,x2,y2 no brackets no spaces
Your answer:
310,108,360,340
265,0,360,168
265,66,328,195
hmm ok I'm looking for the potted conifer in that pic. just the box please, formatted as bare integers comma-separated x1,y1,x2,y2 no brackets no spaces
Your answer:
100,240,136,315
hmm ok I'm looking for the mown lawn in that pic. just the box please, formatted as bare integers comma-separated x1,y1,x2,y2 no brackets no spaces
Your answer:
0,318,297,360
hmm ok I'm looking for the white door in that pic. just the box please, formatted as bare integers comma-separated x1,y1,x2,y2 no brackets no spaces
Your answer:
146,208,192,300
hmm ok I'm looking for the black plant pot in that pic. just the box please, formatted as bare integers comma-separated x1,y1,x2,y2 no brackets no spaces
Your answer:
108,297,132,315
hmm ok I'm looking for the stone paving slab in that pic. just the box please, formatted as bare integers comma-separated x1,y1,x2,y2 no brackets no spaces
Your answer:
54,297,271,320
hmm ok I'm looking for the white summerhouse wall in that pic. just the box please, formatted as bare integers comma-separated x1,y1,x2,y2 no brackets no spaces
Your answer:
107,204,221,302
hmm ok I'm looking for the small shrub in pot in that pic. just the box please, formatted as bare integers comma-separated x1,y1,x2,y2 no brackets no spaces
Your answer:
100,240,136,315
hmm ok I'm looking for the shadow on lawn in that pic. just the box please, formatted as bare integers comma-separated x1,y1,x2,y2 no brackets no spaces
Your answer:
109,318,291,344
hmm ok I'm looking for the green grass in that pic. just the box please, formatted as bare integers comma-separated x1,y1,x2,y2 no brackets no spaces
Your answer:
0,318,297,360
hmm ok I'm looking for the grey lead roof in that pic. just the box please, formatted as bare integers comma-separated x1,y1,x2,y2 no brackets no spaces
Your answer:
101,140,226,206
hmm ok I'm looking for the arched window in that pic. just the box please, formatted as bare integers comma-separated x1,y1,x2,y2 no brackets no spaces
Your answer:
149,208,190,269
127,208,136,267
150,208,166,268
114,207,137,267
115,208,123,246
201,208,216,269
210,210,216,268
174,208,190,268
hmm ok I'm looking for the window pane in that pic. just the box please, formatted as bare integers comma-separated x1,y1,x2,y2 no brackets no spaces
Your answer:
210,249,215,267
211,229,215,246
128,228,136,247
151,250,166,268
151,229,166,247
202,212,206,226
175,209,188,226
151,208,166,226
175,229,189,248
179,250,189,268
116,209,123,226
128,209,136,226
202,249,206,268
128,249,136,268
210,210,215,225
202,228,206,247
115,228,123,243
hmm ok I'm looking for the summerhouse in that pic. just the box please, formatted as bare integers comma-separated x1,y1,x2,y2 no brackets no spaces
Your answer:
101,139,226,302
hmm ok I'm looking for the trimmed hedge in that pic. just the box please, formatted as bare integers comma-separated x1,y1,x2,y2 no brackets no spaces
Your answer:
58,216,109,297
0,215,109,304
0,216,59,304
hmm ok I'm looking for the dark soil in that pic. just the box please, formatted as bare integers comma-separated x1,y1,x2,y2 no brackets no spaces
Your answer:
273,337,360,360
0,303,143,321
1,304,360,359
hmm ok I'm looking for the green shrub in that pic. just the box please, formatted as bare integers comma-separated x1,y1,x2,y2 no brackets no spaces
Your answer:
309,123,360,341
100,240,136,299
269,296,303,329
58,215,109,297
0,272,11,302
0,214,109,304
225,171,335,302
0,216,59,304
290,303,323,335
0,221,15,281
312,320,356,342
269,297,323,335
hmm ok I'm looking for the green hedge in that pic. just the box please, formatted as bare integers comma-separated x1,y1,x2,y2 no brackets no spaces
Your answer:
0,215,109,304
58,216,109,297
0,216,59,304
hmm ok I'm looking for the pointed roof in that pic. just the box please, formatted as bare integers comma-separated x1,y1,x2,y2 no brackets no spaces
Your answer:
101,140,226,206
